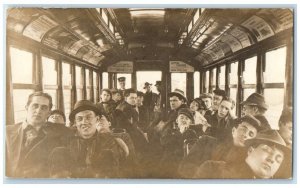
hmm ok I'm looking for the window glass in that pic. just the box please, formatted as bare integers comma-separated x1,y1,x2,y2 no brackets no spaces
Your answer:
243,88,256,101
212,68,216,87
264,89,284,130
86,69,91,100
230,88,237,115
102,72,108,89
10,47,33,84
42,56,57,85
117,73,132,89
62,63,71,86
62,62,71,124
194,71,200,98
102,11,109,25
171,73,187,96
219,66,226,89
205,71,209,93
243,56,257,84
136,71,162,94
264,47,286,83
75,66,82,100
13,89,34,123
193,9,200,23
230,61,238,85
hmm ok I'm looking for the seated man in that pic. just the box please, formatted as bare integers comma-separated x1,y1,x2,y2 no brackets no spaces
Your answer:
6,91,69,178
193,129,290,179
178,115,262,178
49,100,125,178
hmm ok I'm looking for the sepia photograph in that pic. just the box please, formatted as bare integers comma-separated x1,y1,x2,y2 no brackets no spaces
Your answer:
4,5,294,182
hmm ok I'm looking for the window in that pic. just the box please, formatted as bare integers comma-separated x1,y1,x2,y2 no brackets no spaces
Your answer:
75,66,83,100
10,47,35,123
264,89,284,130
102,72,108,89
229,61,238,102
86,69,91,101
219,65,226,90
194,71,200,98
62,62,71,124
264,47,286,83
171,73,187,96
136,71,162,93
42,56,57,109
243,56,257,84
117,73,132,89
205,70,209,93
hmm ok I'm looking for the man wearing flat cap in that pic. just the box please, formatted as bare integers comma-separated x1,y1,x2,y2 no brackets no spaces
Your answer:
143,82,159,121
49,100,124,178
193,129,290,179
179,115,262,178
117,77,126,101
241,92,271,130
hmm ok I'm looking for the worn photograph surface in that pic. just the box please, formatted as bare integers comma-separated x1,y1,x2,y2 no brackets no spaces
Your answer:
5,7,294,180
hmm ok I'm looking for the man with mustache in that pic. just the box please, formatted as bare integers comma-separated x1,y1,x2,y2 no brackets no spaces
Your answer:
193,129,290,179
6,91,70,177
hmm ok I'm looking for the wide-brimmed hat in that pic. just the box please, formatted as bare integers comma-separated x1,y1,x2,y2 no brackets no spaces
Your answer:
178,108,194,123
245,129,290,155
234,115,262,131
69,100,100,122
169,89,187,102
240,93,268,110
143,82,152,89
118,77,126,82
154,81,162,86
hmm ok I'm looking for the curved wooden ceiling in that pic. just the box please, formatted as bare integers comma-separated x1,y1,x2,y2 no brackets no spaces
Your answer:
6,8,293,69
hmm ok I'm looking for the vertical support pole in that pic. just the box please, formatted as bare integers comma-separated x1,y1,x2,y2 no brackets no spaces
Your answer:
216,66,220,90
35,50,43,91
57,59,64,111
186,72,194,101
6,43,15,125
70,64,76,110
89,69,94,102
81,67,86,100
209,69,213,93
237,60,244,117
284,36,293,110
225,64,230,97
96,71,100,103
256,53,264,94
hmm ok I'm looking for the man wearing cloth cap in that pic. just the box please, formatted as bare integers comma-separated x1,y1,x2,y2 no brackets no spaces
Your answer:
241,92,271,130
179,115,262,178
49,100,124,178
193,129,290,179
157,108,198,178
143,82,159,121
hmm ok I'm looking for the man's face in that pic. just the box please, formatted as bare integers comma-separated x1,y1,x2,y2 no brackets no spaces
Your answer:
112,93,121,102
126,93,137,106
145,85,151,93
218,100,232,118
101,91,111,102
212,94,223,110
26,96,51,126
246,144,284,179
190,101,199,112
279,121,292,146
202,97,212,109
170,96,183,110
136,96,143,106
242,105,257,117
232,122,257,147
74,110,99,139
176,114,193,133
48,113,65,124
119,81,125,89
98,115,111,132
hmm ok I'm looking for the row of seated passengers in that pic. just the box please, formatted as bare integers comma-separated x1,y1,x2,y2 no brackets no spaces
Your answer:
6,88,292,179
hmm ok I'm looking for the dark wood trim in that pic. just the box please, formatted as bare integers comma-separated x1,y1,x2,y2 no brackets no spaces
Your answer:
284,36,293,109
237,60,244,117
186,72,194,101
200,71,204,94
35,50,43,91
263,83,284,88
216,66,220,89
13,84,38,90
242,84,256,89
256,53,264,94
89,69,94,102
81,67,87,99
108,73,113,89
70,64,77,110
208,69,213,93
57,59,64,111
225,64,230,96
96,72,100,103
6,43,15,125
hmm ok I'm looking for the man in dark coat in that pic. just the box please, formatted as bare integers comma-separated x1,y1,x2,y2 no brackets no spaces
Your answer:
241,92,271,130
193,130,290,179
6,91,70,178
49,100,124,178
143,82,159,120
178,115,262,178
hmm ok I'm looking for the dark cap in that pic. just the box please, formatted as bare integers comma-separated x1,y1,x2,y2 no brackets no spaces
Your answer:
178,108,194,123
49,110,66,122
69,100,100,122
169,89,187,102
118,77,126,82
245,129,290,154
240,93,268,110
124,88,137,97
200,93,213,99
143,82,152,89
155,81,162,86
110,88,121,94
213,89,227,98
137,91,144,97
234,115,262,131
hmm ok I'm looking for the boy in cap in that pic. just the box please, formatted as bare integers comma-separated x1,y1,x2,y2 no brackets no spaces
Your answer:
241,92,271,130
49,100,124,178
179,115,262,178
193,129,290,179
47,109,66,126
